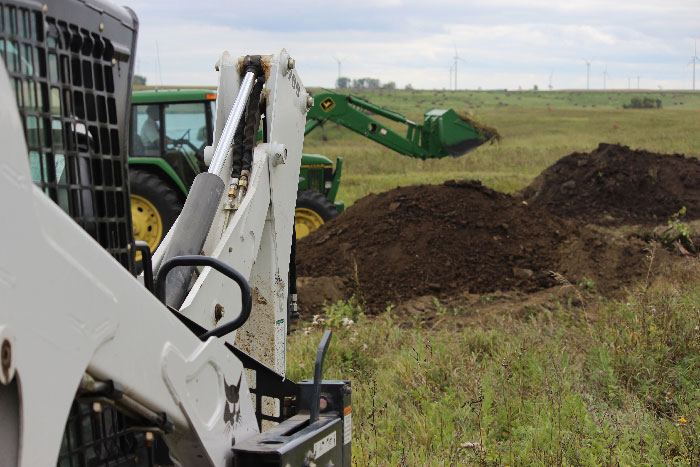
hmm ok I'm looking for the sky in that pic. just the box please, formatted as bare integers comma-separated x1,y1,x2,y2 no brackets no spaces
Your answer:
120,0,700,91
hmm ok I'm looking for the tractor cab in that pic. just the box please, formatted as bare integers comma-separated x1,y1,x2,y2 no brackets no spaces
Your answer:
127,90,217,258
128,89,344,259
130,90,216,192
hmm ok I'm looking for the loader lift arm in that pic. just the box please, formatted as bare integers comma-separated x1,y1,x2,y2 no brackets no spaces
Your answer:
305,90,498,159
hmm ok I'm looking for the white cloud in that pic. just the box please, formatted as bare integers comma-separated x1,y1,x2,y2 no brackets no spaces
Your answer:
124,0,700,90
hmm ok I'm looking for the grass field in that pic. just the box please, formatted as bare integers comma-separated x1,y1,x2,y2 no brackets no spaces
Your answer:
289,265,700,466
302,90,700,206
290,90,700,465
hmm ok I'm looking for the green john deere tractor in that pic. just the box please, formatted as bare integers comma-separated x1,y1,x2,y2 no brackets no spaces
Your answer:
128,89,344,258
128,89,496,257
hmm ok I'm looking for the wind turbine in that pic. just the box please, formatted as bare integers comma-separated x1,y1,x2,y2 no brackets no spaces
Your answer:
453,43,459,90
548,71,553,90
583,59,591,90
689,41,699,90
452,43,468,90
603,65,608,90
333,56,342,84
449,63,453,90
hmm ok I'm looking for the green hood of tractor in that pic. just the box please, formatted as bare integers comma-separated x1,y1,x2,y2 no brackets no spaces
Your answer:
301,153,333,166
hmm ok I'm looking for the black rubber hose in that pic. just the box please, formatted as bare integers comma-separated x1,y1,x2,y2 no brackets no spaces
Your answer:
289,224,297,298
241,78,265,174
230,105,246,180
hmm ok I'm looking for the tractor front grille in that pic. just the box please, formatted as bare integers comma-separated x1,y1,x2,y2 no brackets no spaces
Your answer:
305,166,324,193
1,0,137,272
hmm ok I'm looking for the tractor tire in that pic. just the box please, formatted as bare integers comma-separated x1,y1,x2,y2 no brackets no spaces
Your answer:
129,169,183,264
295,190,338,239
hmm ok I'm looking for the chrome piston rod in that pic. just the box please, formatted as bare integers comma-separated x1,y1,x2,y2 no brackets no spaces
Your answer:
208,71,256,178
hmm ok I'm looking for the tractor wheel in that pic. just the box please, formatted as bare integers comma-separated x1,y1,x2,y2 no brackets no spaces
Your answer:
295,190,338,239
129,169,183,263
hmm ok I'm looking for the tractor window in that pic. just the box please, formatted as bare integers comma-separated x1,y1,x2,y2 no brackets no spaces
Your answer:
131,104,162,156
163,102,208,158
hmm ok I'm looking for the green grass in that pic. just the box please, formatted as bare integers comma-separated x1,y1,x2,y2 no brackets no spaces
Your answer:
290,90,700,464
303,91,700,206
310,89,700,113
288,264,700,465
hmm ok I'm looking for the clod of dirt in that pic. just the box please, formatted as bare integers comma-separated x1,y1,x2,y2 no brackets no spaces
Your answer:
296,276,348,315
392,295,440,321
520,143,700,225
297,180,669,311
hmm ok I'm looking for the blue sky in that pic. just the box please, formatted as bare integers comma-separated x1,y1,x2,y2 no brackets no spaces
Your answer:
121,0,700,90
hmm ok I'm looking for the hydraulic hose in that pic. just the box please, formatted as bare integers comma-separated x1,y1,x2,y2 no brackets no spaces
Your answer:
231,57,265,179
230,104,246,179
241,78,265,174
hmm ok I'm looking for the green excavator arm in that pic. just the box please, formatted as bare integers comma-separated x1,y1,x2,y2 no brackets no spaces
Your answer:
305,91,497,159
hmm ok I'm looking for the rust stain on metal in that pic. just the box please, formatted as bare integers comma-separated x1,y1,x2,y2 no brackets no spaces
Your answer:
260,55,274,81
214,304,224,324
237,286,276,370
237,54,273,81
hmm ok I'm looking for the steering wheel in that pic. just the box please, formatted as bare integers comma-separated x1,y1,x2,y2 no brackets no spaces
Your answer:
166,129,201,154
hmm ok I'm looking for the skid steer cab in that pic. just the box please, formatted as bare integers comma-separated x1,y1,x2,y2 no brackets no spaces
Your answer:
0,0,352,460
128,89,344,258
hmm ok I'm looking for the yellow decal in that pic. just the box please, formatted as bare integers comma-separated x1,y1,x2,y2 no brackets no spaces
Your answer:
320,97,335,112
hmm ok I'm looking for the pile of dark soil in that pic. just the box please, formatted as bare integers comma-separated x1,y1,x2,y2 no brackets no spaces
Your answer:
297,180,666,311
520,143,700,225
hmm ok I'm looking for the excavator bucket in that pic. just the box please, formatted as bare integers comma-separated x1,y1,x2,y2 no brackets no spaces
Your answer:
422,109,499,157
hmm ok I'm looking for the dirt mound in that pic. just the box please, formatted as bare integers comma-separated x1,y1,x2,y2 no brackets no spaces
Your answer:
297,180,666,311
520,143,700,225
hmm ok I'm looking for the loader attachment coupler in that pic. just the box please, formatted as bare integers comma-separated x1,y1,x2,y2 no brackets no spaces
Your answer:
232,330,352,466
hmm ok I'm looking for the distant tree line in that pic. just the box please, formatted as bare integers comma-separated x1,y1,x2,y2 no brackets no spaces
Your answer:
336,76,397,90
623,97,662,109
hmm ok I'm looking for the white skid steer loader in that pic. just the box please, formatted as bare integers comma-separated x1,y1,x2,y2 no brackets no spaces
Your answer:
0,1,351,465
